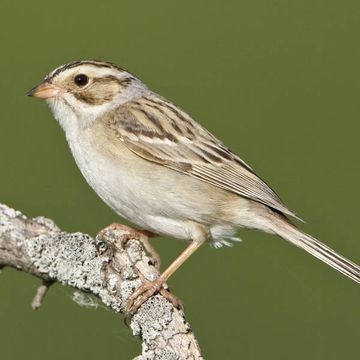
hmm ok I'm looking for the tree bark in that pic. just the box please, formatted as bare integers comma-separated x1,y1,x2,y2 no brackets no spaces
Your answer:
0,203,203,360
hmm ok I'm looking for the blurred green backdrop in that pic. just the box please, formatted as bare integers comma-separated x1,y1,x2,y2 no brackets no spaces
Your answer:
0,0,359,359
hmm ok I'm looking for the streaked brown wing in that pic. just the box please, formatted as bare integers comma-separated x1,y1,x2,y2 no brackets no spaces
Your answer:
107,94,297,218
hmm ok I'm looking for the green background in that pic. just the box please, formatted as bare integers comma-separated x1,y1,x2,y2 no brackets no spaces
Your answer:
0,0,359,359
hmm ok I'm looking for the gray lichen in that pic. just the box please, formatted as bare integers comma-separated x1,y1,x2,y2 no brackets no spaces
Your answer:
0,203,202,359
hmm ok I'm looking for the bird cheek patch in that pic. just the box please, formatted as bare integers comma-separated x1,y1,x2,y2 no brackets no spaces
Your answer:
73,80,120,105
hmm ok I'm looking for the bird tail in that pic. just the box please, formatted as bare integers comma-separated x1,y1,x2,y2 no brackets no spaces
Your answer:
270,214,360,284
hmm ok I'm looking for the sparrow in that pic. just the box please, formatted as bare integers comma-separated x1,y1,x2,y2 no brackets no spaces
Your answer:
27,60,360,312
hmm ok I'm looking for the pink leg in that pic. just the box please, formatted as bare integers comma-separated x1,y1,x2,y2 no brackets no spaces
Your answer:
126,240,204,315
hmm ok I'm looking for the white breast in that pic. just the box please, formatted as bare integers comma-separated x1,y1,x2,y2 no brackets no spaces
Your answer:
70,130,146,224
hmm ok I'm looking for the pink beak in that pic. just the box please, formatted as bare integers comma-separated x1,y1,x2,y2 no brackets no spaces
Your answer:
27,81,63,99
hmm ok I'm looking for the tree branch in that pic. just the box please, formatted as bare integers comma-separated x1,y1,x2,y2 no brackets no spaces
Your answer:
0,203,203,360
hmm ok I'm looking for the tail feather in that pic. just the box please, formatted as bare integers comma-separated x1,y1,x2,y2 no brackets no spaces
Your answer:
271,216,360,284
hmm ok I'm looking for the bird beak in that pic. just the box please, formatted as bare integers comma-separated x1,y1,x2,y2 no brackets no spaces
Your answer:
26,81,63,99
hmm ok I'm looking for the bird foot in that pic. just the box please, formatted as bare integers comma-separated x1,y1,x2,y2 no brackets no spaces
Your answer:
97,223,161,270
97,222,155,240
126,277,183,316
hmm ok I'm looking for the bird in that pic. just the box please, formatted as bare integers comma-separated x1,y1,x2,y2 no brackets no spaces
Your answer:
27,60,360,312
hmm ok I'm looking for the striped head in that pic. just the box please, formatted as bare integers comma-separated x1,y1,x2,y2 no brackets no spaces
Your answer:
27,60,149,132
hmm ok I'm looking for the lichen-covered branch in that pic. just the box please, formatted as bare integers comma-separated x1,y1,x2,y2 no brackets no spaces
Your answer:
0,203,202,360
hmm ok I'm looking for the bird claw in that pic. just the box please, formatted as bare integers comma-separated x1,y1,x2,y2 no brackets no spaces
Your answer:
126,277,164,315
97,223,161,270
159,288,184,311
125,278,183,317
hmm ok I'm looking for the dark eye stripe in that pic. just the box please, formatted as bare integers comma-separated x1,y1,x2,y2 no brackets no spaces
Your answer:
71,76,131,105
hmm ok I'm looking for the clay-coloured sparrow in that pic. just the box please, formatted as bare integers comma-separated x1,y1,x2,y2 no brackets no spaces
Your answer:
27,60,360,311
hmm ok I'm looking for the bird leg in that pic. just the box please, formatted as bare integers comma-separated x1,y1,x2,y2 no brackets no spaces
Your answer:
126,240,204,315
97,223,161,270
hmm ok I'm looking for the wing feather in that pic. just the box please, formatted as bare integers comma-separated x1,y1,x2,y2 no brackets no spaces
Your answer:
107,95,298,219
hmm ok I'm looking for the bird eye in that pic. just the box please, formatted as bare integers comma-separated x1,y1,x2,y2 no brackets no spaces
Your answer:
74,74,89,87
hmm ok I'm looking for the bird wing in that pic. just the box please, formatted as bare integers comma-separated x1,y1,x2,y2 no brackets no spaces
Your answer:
107,94,297,218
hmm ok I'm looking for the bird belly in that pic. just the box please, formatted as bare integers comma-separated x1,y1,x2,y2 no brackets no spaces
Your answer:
67,127,244,243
